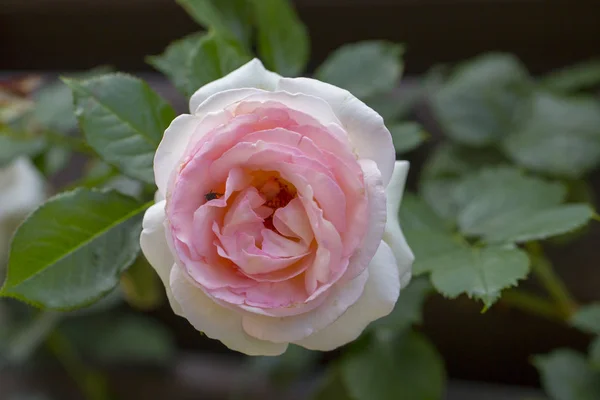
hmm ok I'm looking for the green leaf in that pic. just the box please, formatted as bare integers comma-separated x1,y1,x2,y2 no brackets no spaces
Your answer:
120,256,163,311
482,204,594,244
1,310,60,364
421,178,462,221
422,143,506,180
62,314,174,365
399,193,449,232
0,189,149,309
416,245,530,308
571,303,600,335
534,349,600,400
0,133,46,167
34,146,72,176
408,230,464,277
315,41,403,99
65,73,176,184
251,0,309,76
590,337,600,370
176,0,252,49
250,344,318,388
389,122,427,154
364,84,425,122
147,32,205,97
148,32,250,98
541,59,600,93
502,92,600,178
432,53,533,147
341,330,446,400
313,369,354,400
441,166,594,243
32,67,112,133
372,277,432,334
453,167,568,236
188,32,251,96
398,193,465,276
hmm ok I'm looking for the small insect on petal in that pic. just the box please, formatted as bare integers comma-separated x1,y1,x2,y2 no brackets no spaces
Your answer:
204,190,223,202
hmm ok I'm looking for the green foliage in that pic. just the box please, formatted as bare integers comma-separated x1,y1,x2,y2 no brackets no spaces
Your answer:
418,166,594,245
389,122,427,155
147,32,206,97
340,330,446,400
0,133,46,167
452,167,587,241
399,193,450,232
570,304,600,335
372,277,433,335
364,83,425,123
62,314,175,365
502,92,600,178
120,256,163,311
0,189,148,309
0,309,60,365
65,73,175,184
249,344,319,388
415,245,530,308
534,349,600,400
316,41,404,99
251,0,309,76
481,204,594,244
422,143,506,180
590,338,600,370
34,146,72,177
399,193,464,276
32,80,77,133
188,33,251,95
176,0,253,49
432,53,533,147
541,59,600,93
148,32,249,98
314,369,354,400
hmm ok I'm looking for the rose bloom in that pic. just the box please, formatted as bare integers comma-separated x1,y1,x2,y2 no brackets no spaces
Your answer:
0,158,45,266
141,59,414,355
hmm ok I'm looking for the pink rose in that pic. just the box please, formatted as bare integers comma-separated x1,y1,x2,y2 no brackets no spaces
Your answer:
141,59,413,355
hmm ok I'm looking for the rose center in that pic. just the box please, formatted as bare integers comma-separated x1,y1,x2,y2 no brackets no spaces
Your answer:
251,171,297,231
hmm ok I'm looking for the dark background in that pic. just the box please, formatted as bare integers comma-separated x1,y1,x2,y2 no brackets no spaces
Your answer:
2,0,600,391
2,0,599,74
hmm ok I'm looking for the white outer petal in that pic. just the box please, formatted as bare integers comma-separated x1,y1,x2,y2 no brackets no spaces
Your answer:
170,264,287,356
383,161,414,288
241,269,369,343
0,158,45,263
189,59,281,114
140,201,182,314
154,114,201,197
234,91,344,128
276,77,395,186
344,159,386,280
294,241,400,351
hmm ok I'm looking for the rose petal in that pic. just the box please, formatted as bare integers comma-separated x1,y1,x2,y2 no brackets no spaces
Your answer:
153,114,201,197
276,77,395,186
237,91,343,129
344,159,387,280
189,59,281,114
294,241,400,351
272,198,314,245
241,266,368,343
170,263,287,355
140,201,181,313
383,160,414,288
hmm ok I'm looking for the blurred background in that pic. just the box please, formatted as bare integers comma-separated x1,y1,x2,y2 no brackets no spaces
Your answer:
1,0,600,399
